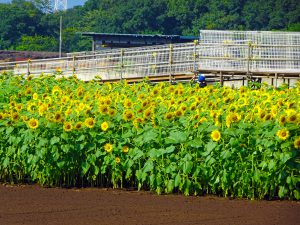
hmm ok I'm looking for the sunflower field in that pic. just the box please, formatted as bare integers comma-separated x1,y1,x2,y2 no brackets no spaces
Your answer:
0,72,300,200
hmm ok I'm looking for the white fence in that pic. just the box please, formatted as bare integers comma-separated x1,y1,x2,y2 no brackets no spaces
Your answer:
0,30,299,81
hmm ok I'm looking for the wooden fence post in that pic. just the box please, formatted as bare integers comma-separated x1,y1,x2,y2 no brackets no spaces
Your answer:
169,44,173,83
120,49,124,81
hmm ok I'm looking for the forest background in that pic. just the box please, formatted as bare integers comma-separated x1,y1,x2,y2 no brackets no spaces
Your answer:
0,0,299,53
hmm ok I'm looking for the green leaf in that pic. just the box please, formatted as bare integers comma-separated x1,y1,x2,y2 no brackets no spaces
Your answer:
149,173,155,187
78,134,85,141
188,138,203,148
174,173,181,188
148,148,159,158
143,129,158,143
202,141,217,156
50,136,60,145
142,160,154,173
122,130,133,138
167,179,175,193
280,142,291,149
165,145,175,154
82,162,90,175
57,161,65,169
279,152,292,164
165,131,188,144
183,160,193,174
132,149,144,161
61,132,69,141
293,190,300,200
220,150,231,159
3,157,9,168
6,127,14,135
278,186,287,198
268,160,275,170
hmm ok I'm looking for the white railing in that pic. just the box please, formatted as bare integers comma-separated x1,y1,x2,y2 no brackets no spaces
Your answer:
0,30,299,81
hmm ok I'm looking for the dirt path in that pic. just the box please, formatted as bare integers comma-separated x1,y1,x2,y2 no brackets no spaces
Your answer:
0,184,299,225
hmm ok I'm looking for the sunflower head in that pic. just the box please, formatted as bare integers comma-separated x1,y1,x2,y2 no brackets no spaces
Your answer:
143,108,152,120
75,122,83,130
63,122,73,132
123,110,135,121
211,130,221,142
104,143,113,153
85,117,96,128
101,121,109,131
11,112,20,121
108,109,116,117
124,99,133,108
294,137,300,149
264,113,272,121
278,115,287,125
54,112,63,123
0,112,5,120
32,93,38,100
287,113,298,123
164,112,173,120
28,118,39,129
276,128,289,141
122,145,129,153
175,109,184,117
99,105,109,114
115,157,121,164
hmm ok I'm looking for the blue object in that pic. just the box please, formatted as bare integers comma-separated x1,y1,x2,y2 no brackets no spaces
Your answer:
198,74,206,82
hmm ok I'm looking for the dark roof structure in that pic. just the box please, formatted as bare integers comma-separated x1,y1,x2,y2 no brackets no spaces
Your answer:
81,32,198,50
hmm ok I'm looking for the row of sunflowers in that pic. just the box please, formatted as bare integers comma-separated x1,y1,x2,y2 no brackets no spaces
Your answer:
0,72,299,199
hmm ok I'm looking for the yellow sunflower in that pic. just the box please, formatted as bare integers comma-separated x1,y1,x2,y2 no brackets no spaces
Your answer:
32,93,38,100
122,145,129,153
99,105,109,114
54,112,63,123
143,108,152,120
211,130,221,142
115,157,121,164
101,121,109,131
175,109,184,117
123,110,135,121
276,128,289,141
287,113,298,124
164,112,173,120
63,122,73,132
124,99,133,108
28,118,39,129
85,117,96,128
108,109,116,117
104,143,113,153
294,137,300,149
0,112,5,120
278,114,287,125
75,121,83,130
11,112,20,121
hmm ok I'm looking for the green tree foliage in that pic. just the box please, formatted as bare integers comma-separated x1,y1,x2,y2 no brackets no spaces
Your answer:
15,35,57,51
0,0,299,52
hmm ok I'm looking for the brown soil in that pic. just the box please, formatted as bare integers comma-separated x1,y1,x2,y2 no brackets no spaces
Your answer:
0,184,299,225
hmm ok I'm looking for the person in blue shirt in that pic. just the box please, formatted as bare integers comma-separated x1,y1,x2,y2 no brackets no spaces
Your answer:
191,73,207,87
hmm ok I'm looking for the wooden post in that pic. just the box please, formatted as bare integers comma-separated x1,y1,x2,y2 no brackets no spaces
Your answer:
120,49,124,81
193,40,198,73
72,55,76,74
246,41,253,86
220,71,224,86
27,60,30,76
169,44,173,83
